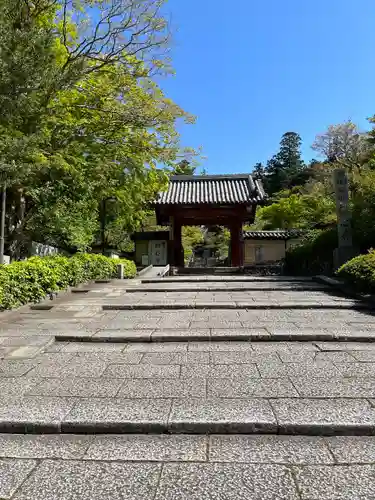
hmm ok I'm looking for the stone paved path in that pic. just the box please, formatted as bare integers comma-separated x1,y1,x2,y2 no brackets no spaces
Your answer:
1,275,375,498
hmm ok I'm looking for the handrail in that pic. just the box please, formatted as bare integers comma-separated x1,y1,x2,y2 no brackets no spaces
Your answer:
137,264,153,276
158,264,170,277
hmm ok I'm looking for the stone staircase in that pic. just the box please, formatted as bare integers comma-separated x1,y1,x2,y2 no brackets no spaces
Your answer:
0,274,375,497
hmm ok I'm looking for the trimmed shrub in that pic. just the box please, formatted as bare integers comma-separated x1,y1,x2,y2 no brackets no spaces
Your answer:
0,253,136,310
284,229,338,276
336,250,375,293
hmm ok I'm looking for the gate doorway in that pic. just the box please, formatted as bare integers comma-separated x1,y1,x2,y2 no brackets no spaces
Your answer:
153,174,266,267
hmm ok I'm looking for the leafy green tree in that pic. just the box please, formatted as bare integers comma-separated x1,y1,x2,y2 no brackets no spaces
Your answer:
172,160,196,176
312,121,372,171
254,182,336,230
350,168,375,250
0,1,198,257
182,226,204,263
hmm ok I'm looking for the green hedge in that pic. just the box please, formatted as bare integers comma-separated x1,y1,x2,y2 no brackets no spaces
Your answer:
284,229,338,276
0,253,136,310
336,250,375,293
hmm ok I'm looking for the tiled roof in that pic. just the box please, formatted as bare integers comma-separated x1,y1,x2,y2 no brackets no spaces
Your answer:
155,174,266,205
243,230,303,240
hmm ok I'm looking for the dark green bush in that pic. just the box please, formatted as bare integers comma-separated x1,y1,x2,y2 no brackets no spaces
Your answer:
0,253,136,310
284,229,338,276
336,250,375,293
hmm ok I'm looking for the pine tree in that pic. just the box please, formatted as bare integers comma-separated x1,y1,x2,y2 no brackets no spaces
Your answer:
252,162,265,179
265,132,305,195
277,132,304,180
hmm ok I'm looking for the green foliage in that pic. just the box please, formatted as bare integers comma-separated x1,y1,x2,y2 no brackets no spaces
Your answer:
284,229,338,276
172,160,196,176
351,168,375,250
252,162,265,180
312,121,371,170
263,132,307,195
0,253,136,309
337,250,375,293
182,226,204,263
0,1,198,258
255,184,336,230
204,226,230,260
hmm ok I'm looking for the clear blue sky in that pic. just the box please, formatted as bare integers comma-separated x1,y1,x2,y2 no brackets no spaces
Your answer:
160,0,375,174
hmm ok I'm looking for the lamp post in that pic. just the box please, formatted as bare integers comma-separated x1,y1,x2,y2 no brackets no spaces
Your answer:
100,197,116,255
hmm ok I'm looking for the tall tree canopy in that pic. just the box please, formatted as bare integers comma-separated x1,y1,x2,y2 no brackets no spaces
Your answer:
312,121,371,171
263,132,307,195
0,0,197,257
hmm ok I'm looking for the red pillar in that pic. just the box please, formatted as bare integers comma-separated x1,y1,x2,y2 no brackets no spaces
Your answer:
173,220,184,267
230,222,243,267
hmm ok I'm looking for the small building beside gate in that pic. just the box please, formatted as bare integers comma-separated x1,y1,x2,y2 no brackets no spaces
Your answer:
132,231,170,267
243,230,302,265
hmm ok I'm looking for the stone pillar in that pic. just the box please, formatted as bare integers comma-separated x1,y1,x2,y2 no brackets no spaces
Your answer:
230,222,242,267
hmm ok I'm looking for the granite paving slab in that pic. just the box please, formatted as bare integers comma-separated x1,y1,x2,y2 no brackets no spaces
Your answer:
62,398,172,433
84,434,207,462
154,463,299,500
168,398,277,433
27,377,124,398
0,377,41,397
187,341,253,351
325,436,375,463
335,363,375,377
209,435,333,464
351,350,375,362
207,377,298,398
0,458,37,499
315,351,357,363
210,351,281,365
316,342,375,351
140,352,209,364
12,460,161,500
125,342,188,352
252,341,319,353
180,363,260,378
117,378,206,399
292,377,375,398
292,464,375,500
29,358,108,378
257,361,342,378
0,360,36,378
0,434,91,459
0,396,75,433
103,363,180,379
59,342,126,353
272,398,375,435
5,345,47,359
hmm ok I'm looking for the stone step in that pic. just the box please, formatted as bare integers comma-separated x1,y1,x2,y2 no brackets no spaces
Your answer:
102,302,370,311
2,434,375,500
142,277,314,283
0,433,373,464
55,329,375,343
175,266,242,275
125,285,331,293
0,396,375,436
